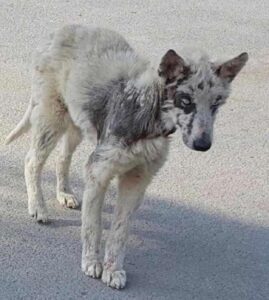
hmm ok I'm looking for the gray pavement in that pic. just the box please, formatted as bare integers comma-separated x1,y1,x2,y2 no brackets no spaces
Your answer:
0,1,268,299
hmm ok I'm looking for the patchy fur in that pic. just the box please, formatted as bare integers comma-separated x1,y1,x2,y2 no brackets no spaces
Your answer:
6,24,248,289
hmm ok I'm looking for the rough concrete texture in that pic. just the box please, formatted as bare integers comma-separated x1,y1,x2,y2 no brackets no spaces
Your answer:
0,1,268,299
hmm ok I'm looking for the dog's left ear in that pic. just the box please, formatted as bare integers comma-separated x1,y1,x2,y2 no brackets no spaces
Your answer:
158,49,187,82
215,52,248,82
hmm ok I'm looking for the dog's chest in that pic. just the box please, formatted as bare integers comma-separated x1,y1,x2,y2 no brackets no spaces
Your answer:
125,137,170,169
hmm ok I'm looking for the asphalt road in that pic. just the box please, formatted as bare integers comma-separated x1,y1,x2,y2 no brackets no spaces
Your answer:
0,1,268,299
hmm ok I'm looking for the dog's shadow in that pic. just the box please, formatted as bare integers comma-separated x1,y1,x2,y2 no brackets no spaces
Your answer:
122,196,268,299
1,156,268,299
46,192,269,299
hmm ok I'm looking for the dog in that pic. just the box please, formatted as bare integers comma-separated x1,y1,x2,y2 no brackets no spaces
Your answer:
5,24,248,289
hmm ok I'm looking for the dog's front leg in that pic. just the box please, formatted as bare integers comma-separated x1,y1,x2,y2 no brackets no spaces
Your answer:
81,156,113,279
102,166,151,289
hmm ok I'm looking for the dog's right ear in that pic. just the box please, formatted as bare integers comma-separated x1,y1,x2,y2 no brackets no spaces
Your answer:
215,52,248,82
158,49,186,82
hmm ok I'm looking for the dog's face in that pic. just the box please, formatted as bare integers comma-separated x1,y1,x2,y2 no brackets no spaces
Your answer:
159,50,248,151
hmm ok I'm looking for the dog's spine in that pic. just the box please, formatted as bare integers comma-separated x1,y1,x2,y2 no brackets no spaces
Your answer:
5,99,32,145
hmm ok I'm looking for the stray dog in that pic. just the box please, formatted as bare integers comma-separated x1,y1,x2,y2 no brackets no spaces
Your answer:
6,25,248,289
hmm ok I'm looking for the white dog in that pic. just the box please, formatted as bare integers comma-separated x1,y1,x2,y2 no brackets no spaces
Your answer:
6,25,248,289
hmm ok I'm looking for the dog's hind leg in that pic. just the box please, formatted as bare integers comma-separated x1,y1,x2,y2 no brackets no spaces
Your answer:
56,124,82,208
25,109,65,223
102,166,152,289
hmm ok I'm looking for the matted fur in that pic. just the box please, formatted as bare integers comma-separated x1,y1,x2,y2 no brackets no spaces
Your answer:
6,24,248,289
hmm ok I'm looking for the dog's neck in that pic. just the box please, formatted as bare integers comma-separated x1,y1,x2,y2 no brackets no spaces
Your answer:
122,69,178,142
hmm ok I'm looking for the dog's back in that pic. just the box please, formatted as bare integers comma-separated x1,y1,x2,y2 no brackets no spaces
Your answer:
34,25,147,91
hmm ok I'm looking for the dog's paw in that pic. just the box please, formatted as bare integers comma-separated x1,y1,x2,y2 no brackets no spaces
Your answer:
29,206,48,223
102,269,127,289
83,262,103,279
57,192,79,209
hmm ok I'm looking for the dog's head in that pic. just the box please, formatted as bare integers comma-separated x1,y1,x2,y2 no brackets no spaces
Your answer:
159,50,248,151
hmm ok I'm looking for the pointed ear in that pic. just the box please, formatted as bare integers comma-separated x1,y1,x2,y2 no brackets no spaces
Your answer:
158,49,187,82
215,52,248,82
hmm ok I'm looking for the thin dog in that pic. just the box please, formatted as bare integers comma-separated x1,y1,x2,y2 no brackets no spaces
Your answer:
6,25,248,289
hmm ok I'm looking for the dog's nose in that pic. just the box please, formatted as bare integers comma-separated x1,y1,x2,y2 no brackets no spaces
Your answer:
193,134,211,152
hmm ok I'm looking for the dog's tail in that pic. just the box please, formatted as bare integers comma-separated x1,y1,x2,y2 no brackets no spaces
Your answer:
5,99,33,145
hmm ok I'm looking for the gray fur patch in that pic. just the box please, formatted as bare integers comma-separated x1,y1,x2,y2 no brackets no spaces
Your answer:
109,82,162,144
38,130,55,148
83,79,165,145
187,112,196,135
82,79,124,140
198,82,204,90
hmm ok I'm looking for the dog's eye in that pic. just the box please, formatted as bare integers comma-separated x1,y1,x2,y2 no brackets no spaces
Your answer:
216,95,222,102
211,103,218,108
181,98,191,105
210,104,219,113
175,92,192,107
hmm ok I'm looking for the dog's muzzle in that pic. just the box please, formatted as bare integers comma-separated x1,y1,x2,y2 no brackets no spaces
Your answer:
193,133,211,152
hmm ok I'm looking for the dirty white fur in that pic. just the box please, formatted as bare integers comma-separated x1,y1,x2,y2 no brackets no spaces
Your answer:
81,137,168,288
56,124,82,208
8,25,171,289
6,24,247,289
